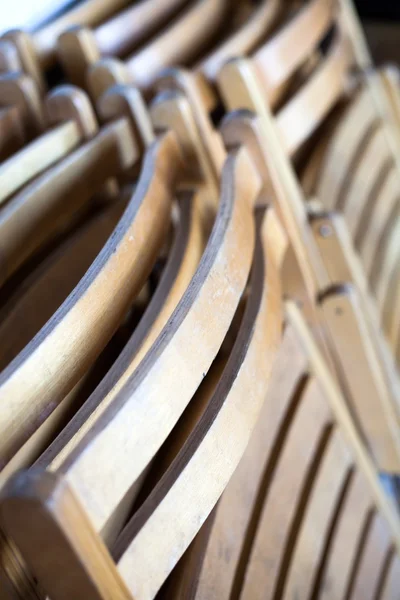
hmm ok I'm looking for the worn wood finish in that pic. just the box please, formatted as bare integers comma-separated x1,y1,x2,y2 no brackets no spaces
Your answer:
0,73,45,154
0,126,181,475
38,189,206,477
113,207,282,600
162,305,400,600
45,148,259,532
57,0,187,87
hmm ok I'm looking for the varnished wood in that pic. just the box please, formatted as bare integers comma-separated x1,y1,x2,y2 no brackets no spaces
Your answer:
0,116,181,476
0,85,97,207
162,304,400,600
0,200,125,373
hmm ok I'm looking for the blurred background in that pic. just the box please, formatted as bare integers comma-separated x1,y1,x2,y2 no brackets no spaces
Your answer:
1,0,400,64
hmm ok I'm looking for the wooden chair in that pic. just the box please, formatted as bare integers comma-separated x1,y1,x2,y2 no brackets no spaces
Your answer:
0,84,184,480
0,196,126,372
163,301,400,600
195,0,281,81
213,0,400,476
0,145,270,600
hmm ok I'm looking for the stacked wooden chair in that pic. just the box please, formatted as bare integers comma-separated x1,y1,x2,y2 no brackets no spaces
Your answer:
0,0,399,598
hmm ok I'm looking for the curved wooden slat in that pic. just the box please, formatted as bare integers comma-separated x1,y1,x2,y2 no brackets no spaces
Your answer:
48,147,259,532
282,429,353,598
113,206,282,599
0,199,125,372
253,0,336,107
0,85,97,207
359,169,399,279
166,327,309,600
34,0,132,69
350,513,394,600
275,35,353,157
240,376,332,600
38,189,205,471
318,471,375,600
0,148,261,600
381,553,400,600
199,0,281,81
0,130,181,474
0,115,137,288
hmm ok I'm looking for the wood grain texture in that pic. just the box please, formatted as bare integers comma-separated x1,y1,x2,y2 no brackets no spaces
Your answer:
0,131,181,474
199,0,281,81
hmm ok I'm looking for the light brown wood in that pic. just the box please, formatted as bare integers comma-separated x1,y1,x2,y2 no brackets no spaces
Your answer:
351,513,393,600
57,0,188,87
0,114,136,288
0,115,182,476
0,147,264,600
0,85,97,207
88,0,229,95
0,73,45,146
0,199,125,373
33,0,132,69
113,207,282,599
198,0,281,81
1,30,46,95
162,305,400,600
216,3,400,474
38,188,206,478
46,147,259,532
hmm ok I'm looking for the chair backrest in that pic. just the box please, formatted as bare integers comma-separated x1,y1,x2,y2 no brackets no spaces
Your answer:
57,0,188,88
307,78,400,358
164,303,400,600
0,148,279,600
214,0,400,474
33,0,132,69
198,0,281,81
